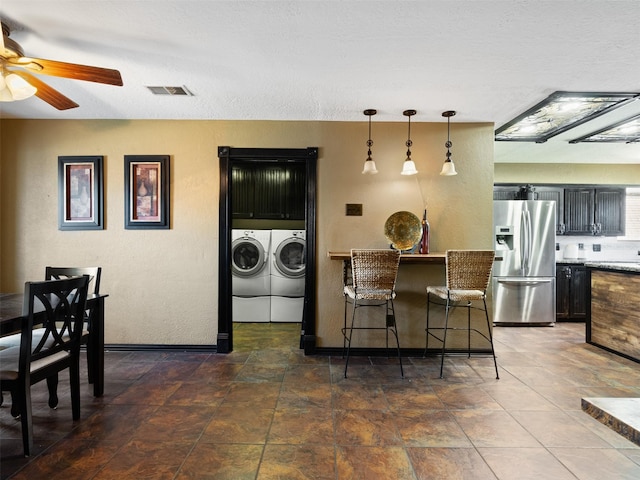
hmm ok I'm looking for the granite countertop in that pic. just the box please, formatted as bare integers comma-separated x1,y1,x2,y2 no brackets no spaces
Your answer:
557,259,588,265
582,397,640,446
584,262,640,273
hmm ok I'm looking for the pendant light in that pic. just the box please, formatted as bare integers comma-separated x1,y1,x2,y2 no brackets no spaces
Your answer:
401,109,418,175
361,109,378,174
440,110,458,176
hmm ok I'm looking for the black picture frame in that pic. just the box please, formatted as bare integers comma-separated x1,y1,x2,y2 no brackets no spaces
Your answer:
58,156,104,231
124,155,170,229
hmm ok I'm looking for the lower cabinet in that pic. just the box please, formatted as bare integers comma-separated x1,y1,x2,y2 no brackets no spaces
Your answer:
556,263,588,321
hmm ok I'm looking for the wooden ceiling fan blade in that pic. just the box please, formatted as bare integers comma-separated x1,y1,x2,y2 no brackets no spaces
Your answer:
11,70,79,110
8,57,123,86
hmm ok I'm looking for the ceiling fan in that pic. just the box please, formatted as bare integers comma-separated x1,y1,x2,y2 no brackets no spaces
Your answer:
0,21,123,110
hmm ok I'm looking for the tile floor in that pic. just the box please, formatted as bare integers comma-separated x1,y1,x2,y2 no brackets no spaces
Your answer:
2,321,640,479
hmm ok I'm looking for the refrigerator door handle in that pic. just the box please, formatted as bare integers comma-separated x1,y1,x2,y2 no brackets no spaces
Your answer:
520,210,532,276
526,209,533,274
519,211,525,274
496,278,554,286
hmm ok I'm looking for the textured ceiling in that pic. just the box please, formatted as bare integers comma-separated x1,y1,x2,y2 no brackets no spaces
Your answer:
1,1,639,164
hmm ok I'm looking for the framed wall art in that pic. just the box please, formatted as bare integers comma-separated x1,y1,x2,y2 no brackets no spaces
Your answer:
124,155,170,229
58,156,104,230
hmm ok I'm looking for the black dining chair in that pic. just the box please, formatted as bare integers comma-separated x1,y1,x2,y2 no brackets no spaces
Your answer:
45,267,102,383
0,275,89,456
0,267,101,384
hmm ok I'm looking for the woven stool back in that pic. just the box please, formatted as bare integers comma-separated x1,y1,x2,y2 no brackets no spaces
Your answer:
350,249,401,294
446,250,494,291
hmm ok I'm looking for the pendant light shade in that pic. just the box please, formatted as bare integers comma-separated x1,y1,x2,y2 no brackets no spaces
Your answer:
401,109,418,175
401,159,418,175
440,110,458,176
440,159,457,176
361,109,378,174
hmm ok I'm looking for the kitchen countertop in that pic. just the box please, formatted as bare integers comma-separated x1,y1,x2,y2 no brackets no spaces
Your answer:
584,262,640,273
582,397,640,447
557,260,640,273
557,259,588,264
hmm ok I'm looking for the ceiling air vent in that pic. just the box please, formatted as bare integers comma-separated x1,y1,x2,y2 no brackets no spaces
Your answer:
146,86,193,96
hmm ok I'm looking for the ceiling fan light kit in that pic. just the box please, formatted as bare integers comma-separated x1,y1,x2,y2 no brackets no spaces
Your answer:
0,71,36,101
0,21,123,110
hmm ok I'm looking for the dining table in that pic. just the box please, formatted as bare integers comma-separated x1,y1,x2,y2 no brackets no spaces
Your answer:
0,291,108,397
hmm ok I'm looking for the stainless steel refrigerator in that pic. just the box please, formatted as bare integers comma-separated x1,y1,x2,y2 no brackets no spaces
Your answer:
493,200,556,325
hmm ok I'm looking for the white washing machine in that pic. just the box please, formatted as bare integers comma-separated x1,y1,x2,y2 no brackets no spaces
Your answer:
232,229,271,322
270,229,305,323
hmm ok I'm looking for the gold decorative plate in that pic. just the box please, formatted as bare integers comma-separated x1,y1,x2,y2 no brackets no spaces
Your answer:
384,211,422,250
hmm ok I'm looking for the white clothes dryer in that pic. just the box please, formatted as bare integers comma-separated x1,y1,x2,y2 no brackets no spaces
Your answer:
232,229,271,323
233,295,271,323
231,229,271,296
270,229,305,323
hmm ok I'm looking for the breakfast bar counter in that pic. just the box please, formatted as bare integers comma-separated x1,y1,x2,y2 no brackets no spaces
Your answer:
328,251,446,264
586,262,640,363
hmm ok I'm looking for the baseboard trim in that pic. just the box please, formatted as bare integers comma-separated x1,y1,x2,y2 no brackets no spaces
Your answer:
105,344,217,353
103,344,492,357
313,347,494,357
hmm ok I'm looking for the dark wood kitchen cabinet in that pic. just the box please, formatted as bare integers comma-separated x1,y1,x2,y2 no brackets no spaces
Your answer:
594,188,625,236
556,263,588,321
231,164,255,218
493,186,520,200
564,187,625,236
232,163,306,220
494,184,625,236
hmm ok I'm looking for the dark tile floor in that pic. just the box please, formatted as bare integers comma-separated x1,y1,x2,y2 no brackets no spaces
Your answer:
2,322,640,479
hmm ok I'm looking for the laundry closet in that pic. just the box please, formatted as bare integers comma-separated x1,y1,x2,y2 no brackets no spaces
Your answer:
230,161,307,324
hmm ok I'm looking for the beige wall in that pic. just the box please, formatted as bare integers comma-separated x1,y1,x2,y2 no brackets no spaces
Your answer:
495,163,640,185
1,119,494,349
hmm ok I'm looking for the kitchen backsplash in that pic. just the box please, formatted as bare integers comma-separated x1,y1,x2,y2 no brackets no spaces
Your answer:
556,236,640,262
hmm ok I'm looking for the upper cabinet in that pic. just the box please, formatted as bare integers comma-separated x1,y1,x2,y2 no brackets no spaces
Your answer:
493,185,520,200
231,164,255,218
563,188,595,235
232,163,306,220
595,188,626,236
494,184,626,236
564,187,625,236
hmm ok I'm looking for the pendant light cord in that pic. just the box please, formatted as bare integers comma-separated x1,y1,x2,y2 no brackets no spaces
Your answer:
404,109,416,158
367,114,373,158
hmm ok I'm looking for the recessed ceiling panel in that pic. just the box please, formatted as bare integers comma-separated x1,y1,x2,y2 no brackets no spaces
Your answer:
495,91,639,143
569,113,640,143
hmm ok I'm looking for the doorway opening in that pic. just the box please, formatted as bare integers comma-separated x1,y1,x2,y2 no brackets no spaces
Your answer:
217,146,318,354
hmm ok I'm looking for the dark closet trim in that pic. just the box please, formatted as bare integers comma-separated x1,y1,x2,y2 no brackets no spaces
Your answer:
217,146,319,354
